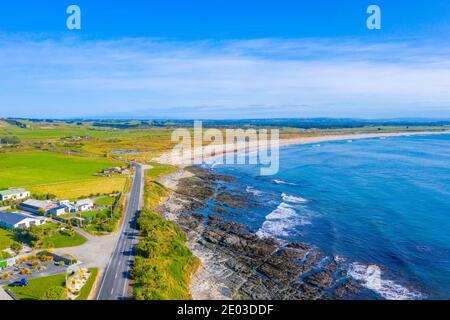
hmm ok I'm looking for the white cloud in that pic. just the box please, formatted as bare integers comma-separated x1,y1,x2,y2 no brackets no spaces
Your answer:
0,35,449,118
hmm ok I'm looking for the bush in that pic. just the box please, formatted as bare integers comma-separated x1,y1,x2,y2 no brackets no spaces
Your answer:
10,242,23,254
40,286,67,300
21,268,31,275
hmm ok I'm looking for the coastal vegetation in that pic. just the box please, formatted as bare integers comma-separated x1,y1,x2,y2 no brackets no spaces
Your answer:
132,163,200,300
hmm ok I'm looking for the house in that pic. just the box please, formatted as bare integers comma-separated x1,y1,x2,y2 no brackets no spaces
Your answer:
0,211,48,229
0,188,30,201
19,199,57,215
48,205,68,216
74,199,94,212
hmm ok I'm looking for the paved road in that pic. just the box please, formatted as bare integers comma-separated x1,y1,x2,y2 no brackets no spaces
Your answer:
96,163,145,300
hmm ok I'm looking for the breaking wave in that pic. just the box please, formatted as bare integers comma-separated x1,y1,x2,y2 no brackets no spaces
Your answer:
246,186,263,197
282,193,308,204
272,179,297,186
348,263,424,300
257,202,311,238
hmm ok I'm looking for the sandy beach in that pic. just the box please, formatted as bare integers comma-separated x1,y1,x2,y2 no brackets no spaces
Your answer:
154,130,450,166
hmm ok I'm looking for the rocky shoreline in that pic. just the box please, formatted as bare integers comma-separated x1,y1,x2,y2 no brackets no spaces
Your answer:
157,167,374,300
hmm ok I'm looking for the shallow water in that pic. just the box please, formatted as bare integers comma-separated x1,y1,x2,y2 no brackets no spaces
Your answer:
203,134,450,299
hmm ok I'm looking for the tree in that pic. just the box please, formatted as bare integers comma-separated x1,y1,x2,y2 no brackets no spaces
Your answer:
10,242,23,254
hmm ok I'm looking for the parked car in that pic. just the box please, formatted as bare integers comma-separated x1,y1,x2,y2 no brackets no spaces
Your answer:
10,278,28,287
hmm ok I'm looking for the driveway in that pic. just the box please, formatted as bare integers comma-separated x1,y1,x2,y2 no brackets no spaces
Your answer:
0,287,12,300
53,229,120,271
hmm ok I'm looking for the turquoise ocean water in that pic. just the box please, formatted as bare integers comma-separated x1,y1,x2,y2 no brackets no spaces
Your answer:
204,134,450,299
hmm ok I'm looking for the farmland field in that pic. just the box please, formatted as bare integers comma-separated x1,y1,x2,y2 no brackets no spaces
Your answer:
0,151,127,198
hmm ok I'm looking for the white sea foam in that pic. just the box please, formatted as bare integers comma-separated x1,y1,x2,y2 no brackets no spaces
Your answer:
282,193,308,204
246,186,263,197
349,263,423,300
257,202,311,238
272,179,297,186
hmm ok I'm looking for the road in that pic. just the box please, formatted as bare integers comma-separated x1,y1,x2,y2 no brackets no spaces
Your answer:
96,163,145,300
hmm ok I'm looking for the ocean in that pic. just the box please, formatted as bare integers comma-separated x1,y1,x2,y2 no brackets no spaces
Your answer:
201,134,450,300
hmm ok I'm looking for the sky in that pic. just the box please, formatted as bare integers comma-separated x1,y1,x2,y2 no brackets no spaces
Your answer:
0,0,450,119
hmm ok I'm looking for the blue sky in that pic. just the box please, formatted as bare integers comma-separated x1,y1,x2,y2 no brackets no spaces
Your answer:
1,1,450,119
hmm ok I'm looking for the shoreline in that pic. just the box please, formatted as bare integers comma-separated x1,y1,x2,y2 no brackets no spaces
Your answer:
153,130,450,300
154,130,450,166
156,168,367,300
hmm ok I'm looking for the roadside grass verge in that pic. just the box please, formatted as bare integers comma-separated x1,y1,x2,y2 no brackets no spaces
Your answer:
76,268,98,300
132,163,200,300
132,209,200,300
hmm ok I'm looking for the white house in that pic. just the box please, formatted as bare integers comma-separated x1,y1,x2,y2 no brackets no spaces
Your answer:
74,199,94,212
0,188,30,201
0,211,48,229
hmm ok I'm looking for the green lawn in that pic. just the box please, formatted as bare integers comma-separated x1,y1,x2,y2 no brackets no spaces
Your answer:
95,196,117,206
76,268,98,300
7,273,66,300
42,230,87,248
0,228,16,251
81,209,115,235
0,151,124,190
6,268,98,300
21,223,87,249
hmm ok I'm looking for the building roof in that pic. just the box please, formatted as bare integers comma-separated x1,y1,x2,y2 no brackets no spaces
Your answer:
21,199,55,209
75,199,94,206
0,188,28,196
0,211,46,226
50,205,67,211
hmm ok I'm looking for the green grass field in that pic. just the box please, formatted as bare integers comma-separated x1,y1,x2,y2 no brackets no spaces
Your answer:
7,273,66,300
6,267,98,300
0,151,127,198
20,223,87,249
95,196,117,206
0,151,123,189
0,228,16,251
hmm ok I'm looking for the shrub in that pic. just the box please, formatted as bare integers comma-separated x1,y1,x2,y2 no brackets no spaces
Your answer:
40,286,67,300
21,268,31,275
10,242,23,254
